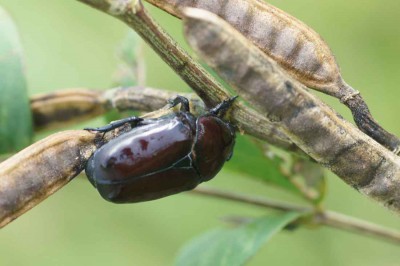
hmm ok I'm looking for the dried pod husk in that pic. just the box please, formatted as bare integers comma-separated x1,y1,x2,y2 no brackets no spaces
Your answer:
146,0,345,96
183,9,400,213
147,0,400,153
0,130,97,228
105,86,192,113
103,86,296,150
31,89,109,130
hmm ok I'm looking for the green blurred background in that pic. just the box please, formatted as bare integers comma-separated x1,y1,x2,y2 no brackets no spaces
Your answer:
0,0,400,265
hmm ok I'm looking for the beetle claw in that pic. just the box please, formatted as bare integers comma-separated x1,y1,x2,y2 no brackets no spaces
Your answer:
168,95,190,112
209,96,238,117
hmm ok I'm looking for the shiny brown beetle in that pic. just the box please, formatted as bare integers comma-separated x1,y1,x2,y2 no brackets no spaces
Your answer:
85,96,236,203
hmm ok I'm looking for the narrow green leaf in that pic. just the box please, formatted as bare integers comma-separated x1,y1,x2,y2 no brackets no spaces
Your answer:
227,135,298,192
0,6,32,153
175,212,301,266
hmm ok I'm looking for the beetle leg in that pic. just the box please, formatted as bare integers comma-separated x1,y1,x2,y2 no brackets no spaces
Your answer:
168,95,190,112
209,96,238,117
84,116,143,133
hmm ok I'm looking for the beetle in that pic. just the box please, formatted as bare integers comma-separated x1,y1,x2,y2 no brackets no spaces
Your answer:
84,96,236,203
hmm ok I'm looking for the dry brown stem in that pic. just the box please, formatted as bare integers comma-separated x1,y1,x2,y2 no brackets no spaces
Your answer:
30,87,298,152
75,0,303,152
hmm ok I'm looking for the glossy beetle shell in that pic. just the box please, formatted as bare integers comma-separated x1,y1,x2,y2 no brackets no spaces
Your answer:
85,111,235,203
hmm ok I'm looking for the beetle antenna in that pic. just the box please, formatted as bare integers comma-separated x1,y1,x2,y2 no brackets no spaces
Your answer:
168,95,190,112
209,96,238,117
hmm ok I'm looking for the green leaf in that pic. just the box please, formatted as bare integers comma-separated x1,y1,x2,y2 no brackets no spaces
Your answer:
227,135,298,192
0,6,32,153
113,30,145,87
175,212,301,266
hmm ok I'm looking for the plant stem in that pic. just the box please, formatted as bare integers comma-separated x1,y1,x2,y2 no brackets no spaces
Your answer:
31,86,298,152
193,186,309,213
192,186,400,245
317,211,400,245
75,0,301,152
343,92,400,153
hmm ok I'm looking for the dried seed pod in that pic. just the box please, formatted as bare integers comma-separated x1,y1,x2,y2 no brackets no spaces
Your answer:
182,8,400,212
105,86,191,113
31,89,109,130
104,86,297,151
0,130,97,227
146,0,343,94
146,0,400,153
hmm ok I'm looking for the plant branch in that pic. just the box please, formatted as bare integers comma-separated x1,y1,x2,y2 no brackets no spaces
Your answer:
192,186,308,213
31,86,302,153
316,211,400,245
75,0,302,152
192,186,400,245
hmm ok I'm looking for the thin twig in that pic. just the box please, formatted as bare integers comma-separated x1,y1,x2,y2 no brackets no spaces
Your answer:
31,85,301,153
192,186,309,213
31,86,295,151
318,211,400,245
192,186,400,245
75,0,301,152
